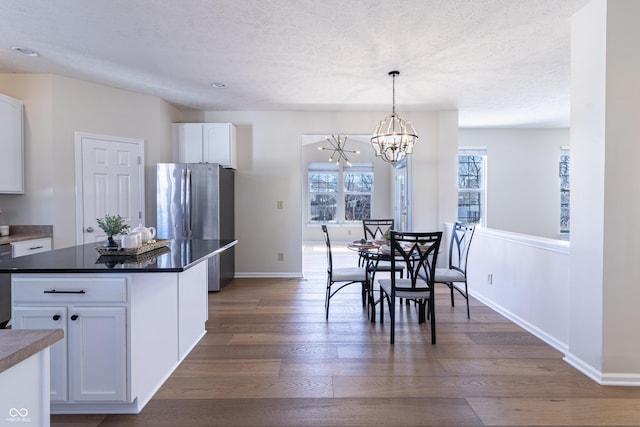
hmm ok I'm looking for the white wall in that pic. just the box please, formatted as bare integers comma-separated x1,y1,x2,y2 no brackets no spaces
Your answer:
0,74,181,248
459,128,570,240
467,227,570,353
201,110,459,278
567,0,640,383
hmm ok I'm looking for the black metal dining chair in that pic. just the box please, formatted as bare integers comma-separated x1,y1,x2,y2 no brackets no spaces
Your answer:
322,225,370,319
378,231,442,344
433,222,475,318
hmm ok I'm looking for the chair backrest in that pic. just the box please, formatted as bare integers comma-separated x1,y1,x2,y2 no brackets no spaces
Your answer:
448,222,476,274
390,231,442,293
321,225,333,275
362,219,394,241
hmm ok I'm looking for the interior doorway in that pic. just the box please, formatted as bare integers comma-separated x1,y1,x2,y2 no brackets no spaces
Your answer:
74,132,145,245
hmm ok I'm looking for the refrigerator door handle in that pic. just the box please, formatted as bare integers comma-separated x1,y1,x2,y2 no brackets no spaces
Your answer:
185,167,192,237
180,168,188,236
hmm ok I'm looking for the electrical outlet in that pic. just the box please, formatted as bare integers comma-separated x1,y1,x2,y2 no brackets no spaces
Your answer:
278,252,284,262
488,273,493,285
277,200,283,209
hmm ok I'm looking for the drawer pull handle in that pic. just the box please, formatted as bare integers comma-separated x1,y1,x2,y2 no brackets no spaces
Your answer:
28,246,44,250
70,314,79,321
52,314,61,321
43,289,86,294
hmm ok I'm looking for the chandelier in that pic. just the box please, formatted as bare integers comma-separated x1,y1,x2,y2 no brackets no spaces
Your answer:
370,71,419,164
318,134,360,167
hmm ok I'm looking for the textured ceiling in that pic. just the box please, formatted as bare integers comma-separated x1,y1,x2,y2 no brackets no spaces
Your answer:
0,0,590,127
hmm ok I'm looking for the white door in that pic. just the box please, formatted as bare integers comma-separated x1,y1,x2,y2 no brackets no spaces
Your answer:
68,306,127,402
75,133,145,245
12,306,68,402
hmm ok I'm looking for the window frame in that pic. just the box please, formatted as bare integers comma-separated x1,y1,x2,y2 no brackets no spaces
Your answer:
559,146,570,234
457,148,487,227
308,162,374,224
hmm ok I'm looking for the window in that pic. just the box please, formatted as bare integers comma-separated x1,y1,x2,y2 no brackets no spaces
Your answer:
457,149,486,225
560,147,570,233
309,162,373,223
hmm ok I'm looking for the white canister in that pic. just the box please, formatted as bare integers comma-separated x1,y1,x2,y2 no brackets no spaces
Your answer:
0,225,9,236
121,232,142,249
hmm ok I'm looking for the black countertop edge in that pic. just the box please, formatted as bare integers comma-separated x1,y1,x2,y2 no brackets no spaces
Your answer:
0,239,238,274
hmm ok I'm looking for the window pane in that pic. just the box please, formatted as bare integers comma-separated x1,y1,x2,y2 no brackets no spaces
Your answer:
310,194,337,222
344,194,371,221
344,172,373,193
458,155,483,189
559,152,570,233
458,191,481,224
309,173,338,193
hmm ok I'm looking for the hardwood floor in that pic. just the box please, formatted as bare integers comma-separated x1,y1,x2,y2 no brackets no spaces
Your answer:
52,244,640,426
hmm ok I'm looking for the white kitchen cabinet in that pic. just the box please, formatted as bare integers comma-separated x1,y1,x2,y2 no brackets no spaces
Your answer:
12,277,128,404
173,122,237,169
11,237,52,258
11,307,68,401
0,93,24,193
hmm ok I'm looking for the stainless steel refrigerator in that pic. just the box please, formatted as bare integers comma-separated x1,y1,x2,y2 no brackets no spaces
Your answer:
156,163,235,291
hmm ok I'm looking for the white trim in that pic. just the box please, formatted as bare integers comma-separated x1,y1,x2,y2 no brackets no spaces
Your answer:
234,272,304,279
470,290,569,354
474,226,570,254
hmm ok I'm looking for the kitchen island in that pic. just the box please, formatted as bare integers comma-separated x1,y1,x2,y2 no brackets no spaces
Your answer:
0,238,237,414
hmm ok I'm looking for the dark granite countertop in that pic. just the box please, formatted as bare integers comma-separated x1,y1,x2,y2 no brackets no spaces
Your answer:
0,329,64,374
0,239,237,273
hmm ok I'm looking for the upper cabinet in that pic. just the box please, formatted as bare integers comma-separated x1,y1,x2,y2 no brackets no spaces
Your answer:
173,123,237,169
0,93,24,193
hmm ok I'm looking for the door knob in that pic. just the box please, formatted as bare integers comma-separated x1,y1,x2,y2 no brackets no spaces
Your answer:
86,227,94,232
52,314,61,321
70,314,79,321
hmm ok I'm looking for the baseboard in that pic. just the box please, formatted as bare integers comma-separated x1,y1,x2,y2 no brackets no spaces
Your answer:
472,290,640,386
470,290,569,354
234,272,304,279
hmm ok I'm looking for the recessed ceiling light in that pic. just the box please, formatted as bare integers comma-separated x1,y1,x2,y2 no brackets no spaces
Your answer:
211,82,227,89
12,46,39,57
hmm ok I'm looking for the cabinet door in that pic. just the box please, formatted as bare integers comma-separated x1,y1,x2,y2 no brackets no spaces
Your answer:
0,93,24,193
67,306,127,402
203,123,236,169
12,306,68,402
174,123,204,163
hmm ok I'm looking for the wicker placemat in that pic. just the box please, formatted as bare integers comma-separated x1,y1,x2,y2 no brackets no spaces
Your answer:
95,238,171,256
96,245,171,267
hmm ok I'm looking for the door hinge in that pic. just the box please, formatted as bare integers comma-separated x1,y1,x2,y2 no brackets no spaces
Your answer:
138,156,142,165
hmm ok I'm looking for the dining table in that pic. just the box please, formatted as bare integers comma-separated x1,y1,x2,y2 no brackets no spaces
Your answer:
348,238,437,323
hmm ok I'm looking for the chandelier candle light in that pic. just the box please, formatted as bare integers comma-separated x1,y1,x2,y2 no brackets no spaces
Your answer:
370,71,419,164
318,134,360,167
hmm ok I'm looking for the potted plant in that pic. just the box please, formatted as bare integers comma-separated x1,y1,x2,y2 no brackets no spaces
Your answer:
97,214,130,249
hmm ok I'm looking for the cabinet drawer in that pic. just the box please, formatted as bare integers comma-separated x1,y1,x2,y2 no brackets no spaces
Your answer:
11,237,52,258
12,276,127,303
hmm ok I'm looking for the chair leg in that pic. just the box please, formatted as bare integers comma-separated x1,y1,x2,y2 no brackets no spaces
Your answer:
389,294,395,344
325,279,331,320
464,282,470,319
418,300,426,323
379,285,385,324
450,282,455,307
429,296,436,344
